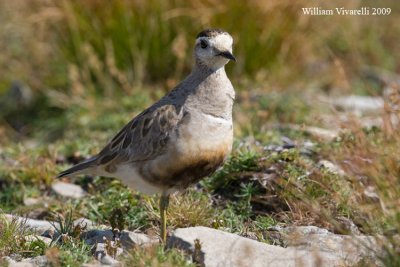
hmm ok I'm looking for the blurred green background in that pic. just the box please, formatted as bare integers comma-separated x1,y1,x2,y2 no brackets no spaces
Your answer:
0,0,399,144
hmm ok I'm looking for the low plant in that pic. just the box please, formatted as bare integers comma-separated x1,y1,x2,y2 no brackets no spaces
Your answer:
80,178,151,231
0,214,47,258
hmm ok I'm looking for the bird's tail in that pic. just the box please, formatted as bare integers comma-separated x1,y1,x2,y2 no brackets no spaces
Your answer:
57,157,97,179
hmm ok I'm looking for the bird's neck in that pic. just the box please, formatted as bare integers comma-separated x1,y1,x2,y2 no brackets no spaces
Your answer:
189,65,229,94
192,62,226,76
184,64,234,120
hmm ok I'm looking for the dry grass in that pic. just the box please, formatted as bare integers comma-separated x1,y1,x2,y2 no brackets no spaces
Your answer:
167,191,217,229
121,244,195,267
325,89,400,234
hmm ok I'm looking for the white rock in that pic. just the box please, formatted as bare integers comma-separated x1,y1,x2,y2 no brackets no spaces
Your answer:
333,95,384,113
304,126,339,140
51,182,86,199
23,198,41,206
168,226,352,267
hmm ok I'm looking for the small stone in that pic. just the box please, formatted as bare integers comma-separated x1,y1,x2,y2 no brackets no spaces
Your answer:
23,197,41,206
333,95,384,114
51,182,86,199
318,160,346,176
99,255,120,266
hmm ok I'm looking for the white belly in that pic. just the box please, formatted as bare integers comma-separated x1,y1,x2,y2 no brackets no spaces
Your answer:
111,164,167,195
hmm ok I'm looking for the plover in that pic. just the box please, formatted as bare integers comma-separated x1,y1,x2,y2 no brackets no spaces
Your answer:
57,29,236,242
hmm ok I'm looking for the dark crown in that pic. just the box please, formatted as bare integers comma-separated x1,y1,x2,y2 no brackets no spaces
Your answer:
196,29,226,39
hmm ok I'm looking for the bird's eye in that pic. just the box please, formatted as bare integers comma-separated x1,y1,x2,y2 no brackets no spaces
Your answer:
200,40,208,49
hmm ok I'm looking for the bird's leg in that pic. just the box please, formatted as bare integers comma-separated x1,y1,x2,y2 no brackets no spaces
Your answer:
159,193,170,243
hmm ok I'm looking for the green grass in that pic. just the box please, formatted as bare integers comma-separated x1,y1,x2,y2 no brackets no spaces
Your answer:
77,178,151,231
44,241,93,267
56,241,93,267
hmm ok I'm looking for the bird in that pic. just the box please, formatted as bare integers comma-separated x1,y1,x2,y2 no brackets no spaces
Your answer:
57,29,236,243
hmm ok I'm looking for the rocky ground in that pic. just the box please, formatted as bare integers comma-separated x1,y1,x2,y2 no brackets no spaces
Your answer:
2,85,399,266
1,214,383,267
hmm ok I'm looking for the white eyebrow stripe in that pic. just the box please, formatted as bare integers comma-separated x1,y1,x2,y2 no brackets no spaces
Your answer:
212,34,233,48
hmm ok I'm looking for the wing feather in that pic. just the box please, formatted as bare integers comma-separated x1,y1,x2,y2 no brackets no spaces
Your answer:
96,104,183,169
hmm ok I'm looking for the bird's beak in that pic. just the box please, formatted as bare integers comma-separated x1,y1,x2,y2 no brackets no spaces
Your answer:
218,51,236,62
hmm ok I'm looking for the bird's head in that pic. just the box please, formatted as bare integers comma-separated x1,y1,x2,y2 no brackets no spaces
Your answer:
194,29,236,71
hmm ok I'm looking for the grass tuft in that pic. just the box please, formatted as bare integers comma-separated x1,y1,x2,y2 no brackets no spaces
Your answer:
121,245,195,267
0,214,46,258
